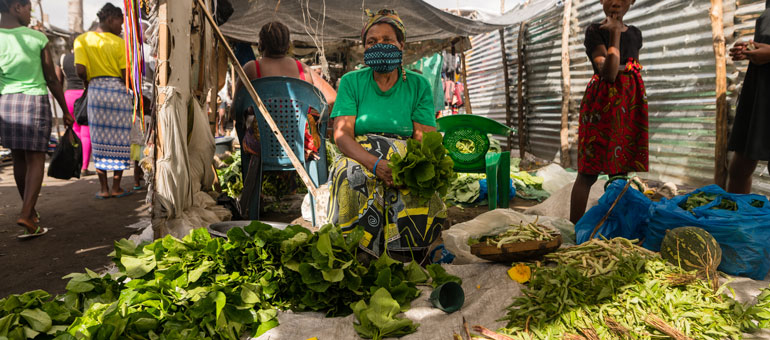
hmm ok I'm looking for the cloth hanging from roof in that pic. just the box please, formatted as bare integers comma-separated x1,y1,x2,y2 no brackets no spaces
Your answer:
219,0,505,44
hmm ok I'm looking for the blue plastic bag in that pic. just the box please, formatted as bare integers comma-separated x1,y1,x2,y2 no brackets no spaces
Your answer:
575,180,652,244
477,178,517,203
643,185,770,280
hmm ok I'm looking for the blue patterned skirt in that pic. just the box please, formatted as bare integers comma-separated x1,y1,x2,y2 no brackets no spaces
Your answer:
88,77,133,171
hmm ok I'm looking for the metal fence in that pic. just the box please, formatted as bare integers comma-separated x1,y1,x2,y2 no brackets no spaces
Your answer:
465,0,768,194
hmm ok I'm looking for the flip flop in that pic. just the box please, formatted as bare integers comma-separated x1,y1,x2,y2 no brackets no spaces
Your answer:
113,191,134,198
17,226,48,240
95,193,111,200
132,185,143,191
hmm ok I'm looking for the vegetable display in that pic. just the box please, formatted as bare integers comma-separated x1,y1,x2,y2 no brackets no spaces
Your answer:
388,131,455,204
216,150,243,198
492,238,770,340
0,223,461,340
468,221,554,248
680,191,737,213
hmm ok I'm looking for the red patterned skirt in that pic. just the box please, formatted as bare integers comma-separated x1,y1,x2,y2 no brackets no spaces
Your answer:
578,58,648,175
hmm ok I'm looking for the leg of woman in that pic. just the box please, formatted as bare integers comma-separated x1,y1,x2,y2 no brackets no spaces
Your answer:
17,151,45,232
111,170,125,196
727,152,758,194
570,173,598,224
96,169,111,198
11,149,27,202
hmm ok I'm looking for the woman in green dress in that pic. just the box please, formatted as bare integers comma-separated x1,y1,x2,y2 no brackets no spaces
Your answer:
328,9,446,264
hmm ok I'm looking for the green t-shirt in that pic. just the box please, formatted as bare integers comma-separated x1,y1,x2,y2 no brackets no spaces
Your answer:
0,27,49,95
331,68,436,137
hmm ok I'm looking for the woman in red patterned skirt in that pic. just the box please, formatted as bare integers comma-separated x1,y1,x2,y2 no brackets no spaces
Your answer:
569,0,648,224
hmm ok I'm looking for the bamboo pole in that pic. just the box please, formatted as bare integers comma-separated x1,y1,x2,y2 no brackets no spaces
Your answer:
710,0,728,188
195,0,318,199
517,22,527,159
460,50,472,114
559,0,573,167
500,29,514,150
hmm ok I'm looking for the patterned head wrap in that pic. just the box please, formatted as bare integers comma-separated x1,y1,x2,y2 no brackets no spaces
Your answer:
361,9,406,43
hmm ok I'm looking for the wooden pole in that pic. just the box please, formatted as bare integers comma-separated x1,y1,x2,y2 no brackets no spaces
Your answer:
195,0,318,198
499,29,514,150
517,22,527,159
460,50,472,114
710,0,728,188
559,0,573,168
153,0,169,237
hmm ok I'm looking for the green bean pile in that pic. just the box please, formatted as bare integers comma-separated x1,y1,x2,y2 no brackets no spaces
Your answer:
468,220,554,248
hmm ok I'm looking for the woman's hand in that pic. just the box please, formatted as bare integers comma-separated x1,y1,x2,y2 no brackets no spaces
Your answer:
373,158,394,187
63,113,74,127
599,14,624,33
743,41,770,66
730,41,748,61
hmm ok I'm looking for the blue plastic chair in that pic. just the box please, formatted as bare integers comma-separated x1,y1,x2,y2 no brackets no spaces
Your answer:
231,76,329,224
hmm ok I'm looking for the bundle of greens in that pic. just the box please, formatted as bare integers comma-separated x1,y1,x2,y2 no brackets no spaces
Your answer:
496,239,770,340
468,220,554,248
680,192,737,213
544,237,657,277
389,131,455,204
216,150,243,199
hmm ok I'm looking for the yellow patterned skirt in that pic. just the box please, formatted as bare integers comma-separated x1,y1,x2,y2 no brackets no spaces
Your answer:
327,134,447,259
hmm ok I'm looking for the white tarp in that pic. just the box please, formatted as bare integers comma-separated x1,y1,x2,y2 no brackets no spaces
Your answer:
220,0,507,44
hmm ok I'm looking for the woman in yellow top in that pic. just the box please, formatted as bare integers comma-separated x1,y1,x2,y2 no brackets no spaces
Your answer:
0,0,71,238
74,3,134,199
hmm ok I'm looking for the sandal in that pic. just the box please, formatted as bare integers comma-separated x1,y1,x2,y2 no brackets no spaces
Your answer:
95,193,111,200
113,191,134,198
17,223,48,240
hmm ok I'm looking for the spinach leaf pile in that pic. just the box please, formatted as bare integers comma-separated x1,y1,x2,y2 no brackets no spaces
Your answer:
388,131,455,204
0,223,436,340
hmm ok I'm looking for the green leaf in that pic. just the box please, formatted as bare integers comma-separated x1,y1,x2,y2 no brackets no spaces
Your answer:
405,262,429,284
322,268,345,283
120,253,157,278
19,308,52,333
214,291,226,321
426,264,462,288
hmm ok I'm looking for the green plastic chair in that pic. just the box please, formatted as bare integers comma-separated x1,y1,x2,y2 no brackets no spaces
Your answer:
437,115,516,210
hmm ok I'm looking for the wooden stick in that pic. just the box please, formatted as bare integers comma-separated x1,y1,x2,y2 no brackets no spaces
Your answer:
471,326,516,340
644,314,694,340
152,0,169,238
559,0,573,167
710,0,728,188
463,316,472,340
461,51,472,114
517,21,527,159
499,28,513,151
589,179,632,240
195,0,318,199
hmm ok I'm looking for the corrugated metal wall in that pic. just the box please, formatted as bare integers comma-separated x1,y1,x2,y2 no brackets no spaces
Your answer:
465,0,770,195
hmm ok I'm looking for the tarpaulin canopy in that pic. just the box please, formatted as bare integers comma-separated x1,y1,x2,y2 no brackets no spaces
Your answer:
219,0,507,44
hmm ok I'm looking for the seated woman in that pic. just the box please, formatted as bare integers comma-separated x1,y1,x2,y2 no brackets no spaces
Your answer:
241,21,336,161
328,9,446,264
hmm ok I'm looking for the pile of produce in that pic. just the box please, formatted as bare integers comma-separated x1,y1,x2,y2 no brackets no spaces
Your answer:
389,131,455,204
468,220,554,248
216,150,243,198
491,238,770,340
680,191,737,213
0,224,460,340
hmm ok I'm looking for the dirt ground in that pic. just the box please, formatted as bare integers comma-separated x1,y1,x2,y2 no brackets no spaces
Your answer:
0,164,150,297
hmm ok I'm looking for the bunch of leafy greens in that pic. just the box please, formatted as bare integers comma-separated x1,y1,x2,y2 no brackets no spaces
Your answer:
352,288,419,340
216,150,243,199
0,223,443,340
388,131,455,204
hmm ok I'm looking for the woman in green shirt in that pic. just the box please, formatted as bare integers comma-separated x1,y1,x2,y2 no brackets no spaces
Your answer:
0,0,71,238
328,9,446,264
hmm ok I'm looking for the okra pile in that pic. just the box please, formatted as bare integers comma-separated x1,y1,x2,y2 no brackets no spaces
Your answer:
468,220,554,248
497,238,770,339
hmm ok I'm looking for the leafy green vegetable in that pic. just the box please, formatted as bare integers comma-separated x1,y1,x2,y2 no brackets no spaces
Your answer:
389,131,455,204
216,150,243,198
680,191,738,214
455,139,476,154
352,288,419,340
426,264,462,288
